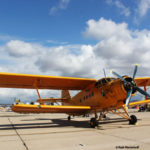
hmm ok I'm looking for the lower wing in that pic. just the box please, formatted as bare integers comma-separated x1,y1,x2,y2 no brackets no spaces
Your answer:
12,104,91,114
129,99,150,107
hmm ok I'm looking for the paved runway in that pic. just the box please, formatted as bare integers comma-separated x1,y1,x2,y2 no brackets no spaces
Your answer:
0,110,150,150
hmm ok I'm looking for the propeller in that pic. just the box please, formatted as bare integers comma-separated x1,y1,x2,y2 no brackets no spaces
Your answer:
125,89,132,107
110,70,126,82
133,64,138,79
111,65,150,107
135,86,150,97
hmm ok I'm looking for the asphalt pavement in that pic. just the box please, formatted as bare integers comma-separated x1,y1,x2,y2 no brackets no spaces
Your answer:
0,110,150,150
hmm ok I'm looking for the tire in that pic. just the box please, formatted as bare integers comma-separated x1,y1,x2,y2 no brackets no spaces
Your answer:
129,115,137,125
68,116,71,121
90,118,98,128
103,114,106,118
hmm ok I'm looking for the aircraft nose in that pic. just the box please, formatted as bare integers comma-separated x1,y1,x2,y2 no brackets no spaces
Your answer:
123,77,137,94
111,65,150,107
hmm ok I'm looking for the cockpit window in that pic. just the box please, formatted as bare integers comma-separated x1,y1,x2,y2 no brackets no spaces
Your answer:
95,77,115,88
106,78,111,82
95,80,102,88
98,81,102,86
101,79,107,85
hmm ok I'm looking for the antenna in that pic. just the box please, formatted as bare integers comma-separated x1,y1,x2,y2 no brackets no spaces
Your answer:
103,68,106,78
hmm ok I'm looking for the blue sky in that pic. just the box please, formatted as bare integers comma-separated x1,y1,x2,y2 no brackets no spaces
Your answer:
1,0,150,103
1,0,150,45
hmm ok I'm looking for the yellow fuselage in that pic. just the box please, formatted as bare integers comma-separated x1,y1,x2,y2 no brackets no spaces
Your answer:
64,79,127,110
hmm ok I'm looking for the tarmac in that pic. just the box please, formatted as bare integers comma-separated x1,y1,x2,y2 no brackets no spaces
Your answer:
0,110,150,150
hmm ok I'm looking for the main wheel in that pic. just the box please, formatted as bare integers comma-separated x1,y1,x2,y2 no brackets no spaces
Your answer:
90,118,98,128
129,115,137,125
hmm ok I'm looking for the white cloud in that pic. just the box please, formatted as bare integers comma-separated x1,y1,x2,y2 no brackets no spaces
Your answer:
83,18,131,41
0,88,61,104
49,0,70,15
138,0,150,17
106,0,130,17
84,18,150,75
2,18,150,103
93,37,132,59
6,40,37,57
36,44,103,78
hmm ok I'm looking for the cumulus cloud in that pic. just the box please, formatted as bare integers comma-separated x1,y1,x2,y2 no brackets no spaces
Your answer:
35,18,150,78
2,17,150,103
49,0,70,15
83,18,150,75
35,44,104,78
6,40,37,57
83,18,131,41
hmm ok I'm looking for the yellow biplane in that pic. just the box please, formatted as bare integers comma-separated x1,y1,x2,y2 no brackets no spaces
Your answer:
1,65,150,128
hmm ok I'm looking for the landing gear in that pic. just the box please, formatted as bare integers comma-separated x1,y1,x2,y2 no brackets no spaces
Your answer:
90,118,98,128
67,116,71,121
103,114,106,119
111,107,138,125
129,115,137,125
98,112,107,121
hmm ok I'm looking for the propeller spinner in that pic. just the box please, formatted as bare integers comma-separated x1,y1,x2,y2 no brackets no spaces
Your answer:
111,65,150,107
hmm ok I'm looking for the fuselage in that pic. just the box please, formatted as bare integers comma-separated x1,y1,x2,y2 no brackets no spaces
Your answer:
11,76,136,115
64,78,128,111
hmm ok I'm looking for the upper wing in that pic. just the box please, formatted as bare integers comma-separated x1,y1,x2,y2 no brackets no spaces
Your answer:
0,72,97,90
127,77,150,107
135,77,150,87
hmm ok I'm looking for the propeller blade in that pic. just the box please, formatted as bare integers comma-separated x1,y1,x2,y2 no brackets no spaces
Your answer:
135,86,150,98
125,89,132,107
110,70,126,82
133,64,138,79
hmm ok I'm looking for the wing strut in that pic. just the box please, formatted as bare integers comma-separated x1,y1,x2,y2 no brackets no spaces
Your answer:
36,88,41,100
144,86,148,100
33,80,42,103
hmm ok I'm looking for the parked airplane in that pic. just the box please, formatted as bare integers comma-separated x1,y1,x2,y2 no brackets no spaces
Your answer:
1,65,150,128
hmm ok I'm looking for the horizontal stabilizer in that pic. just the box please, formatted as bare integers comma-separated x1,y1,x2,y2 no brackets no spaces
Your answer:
36,98,68,103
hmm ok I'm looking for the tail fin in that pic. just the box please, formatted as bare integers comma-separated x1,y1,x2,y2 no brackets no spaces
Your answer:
61,90,71,100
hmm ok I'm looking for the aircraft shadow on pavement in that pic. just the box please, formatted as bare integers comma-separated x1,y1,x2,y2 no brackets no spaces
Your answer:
0,117,135,130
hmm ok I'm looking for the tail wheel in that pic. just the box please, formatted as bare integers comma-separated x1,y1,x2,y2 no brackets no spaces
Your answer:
90,118,98,128
103,114,106,118
68,116,71,121
129,115,137,125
